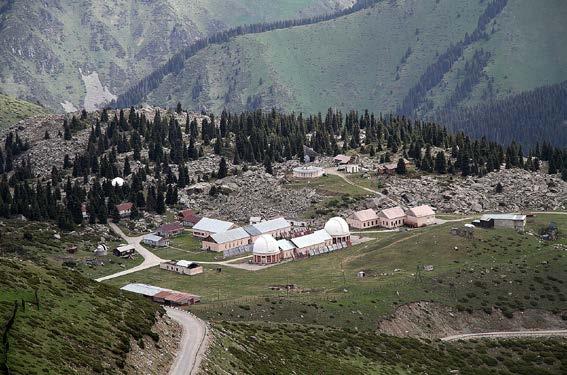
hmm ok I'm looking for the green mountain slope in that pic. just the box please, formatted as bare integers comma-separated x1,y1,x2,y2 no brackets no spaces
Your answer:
0,94,50,129
0,0,347,112
145,0,567,117
0,260,161,374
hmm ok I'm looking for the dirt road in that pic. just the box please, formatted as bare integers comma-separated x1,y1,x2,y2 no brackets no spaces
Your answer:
166,308,209,375
95,223,168,282
442,329,567,342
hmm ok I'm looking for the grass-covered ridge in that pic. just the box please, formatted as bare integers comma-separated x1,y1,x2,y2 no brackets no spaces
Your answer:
0,260,161,374
147,0,567,117
203,321,567,374
0,94,50,130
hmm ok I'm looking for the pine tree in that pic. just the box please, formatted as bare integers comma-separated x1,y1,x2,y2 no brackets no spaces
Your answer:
434,152,447,174
217,157,228,179
395,158,407,175
123,157,131,177
264,155,273,175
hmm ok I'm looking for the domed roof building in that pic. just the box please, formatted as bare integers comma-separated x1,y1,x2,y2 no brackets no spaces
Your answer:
111,177,125,187
253,234,282,264
324,217,351,245
94,244,108,256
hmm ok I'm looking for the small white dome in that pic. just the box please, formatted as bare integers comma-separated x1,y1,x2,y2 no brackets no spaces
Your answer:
324,217,350,237
253,234,280,255
111,177,125,187
94,244,108,255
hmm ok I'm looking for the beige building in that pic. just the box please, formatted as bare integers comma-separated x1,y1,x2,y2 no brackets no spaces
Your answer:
405,205,436,227
201,227,251,252
347,209,379,229
160,260,203,276
378,206,406,229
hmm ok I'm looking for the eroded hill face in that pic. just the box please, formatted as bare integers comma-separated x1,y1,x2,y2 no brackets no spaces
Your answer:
0,0,344,112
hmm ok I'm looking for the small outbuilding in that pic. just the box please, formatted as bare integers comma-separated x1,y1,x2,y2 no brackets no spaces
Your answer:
156,222,184,238
479,214,527,231
143,234,169,247
178,209,202,227
160,260,203,276
116,202,133,218
114,244,135,257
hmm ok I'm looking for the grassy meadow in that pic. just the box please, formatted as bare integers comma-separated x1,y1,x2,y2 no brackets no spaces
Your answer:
0,94,50,129
105,214,567,331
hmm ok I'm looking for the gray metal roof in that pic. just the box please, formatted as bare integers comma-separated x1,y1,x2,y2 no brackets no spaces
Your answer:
143,234,164,242
291,230,332,249
250,217,291,234
277,239,296,251
480,214,526,221
193,217,234,233
243,225,262,236
210,227,250,244
121,283,170,297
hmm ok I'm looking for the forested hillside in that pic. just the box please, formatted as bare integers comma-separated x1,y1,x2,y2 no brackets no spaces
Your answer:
436,81,567,148
0,0,348,112
134,0,567,146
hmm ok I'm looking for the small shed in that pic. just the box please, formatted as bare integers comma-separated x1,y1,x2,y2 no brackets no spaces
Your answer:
114,245,135,257
357,271,366,278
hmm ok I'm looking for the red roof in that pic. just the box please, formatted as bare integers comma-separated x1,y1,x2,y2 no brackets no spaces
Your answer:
158,221,184,233
153,291,200,304
178,209,202,224
116,202,133,212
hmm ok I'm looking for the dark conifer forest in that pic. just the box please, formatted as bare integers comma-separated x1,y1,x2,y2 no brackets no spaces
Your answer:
436,80,567,148
1,106,566,231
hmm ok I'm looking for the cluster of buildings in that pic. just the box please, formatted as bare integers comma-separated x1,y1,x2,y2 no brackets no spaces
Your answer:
121,283,200,306
347,205,436,230
251,217,351,265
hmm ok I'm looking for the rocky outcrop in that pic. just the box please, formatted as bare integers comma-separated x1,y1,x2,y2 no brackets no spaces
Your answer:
382,169,567,213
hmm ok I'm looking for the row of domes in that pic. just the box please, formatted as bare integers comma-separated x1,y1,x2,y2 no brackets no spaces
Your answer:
253,217,349,255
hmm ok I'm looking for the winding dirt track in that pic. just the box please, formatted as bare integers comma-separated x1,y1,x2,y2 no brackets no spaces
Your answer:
442,330,567,342
165,308,209,375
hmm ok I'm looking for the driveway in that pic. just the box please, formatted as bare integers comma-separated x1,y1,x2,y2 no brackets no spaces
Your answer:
95,223,168,282
166,308,210,375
